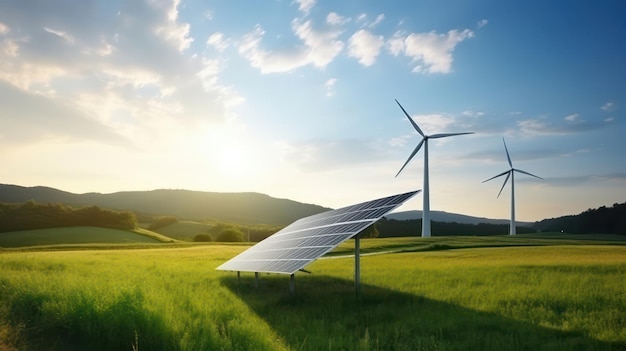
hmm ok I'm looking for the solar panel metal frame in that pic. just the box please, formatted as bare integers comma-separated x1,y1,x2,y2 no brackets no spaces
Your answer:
216,190,419,275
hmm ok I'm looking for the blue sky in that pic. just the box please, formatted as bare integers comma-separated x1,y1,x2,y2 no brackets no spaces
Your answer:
0,0,624,222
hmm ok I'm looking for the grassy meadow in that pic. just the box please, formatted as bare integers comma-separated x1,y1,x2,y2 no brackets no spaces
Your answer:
0,227,177,248
0,236,625,350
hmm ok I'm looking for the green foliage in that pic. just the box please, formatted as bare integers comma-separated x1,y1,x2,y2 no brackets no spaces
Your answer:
359,223,380,238
193,234,212,242
534,202,626,234
0,201,137,232
148,216,179,230
0,241,625,350
377,218,535,237
237,224,282,242
151,220,281,242
150,221,213,241
216,228,245,242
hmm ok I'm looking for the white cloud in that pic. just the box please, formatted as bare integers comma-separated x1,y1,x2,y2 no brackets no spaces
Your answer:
292,18,344,66
0,0,240,149
0,22,10,35
239,19,343,73
324,77,337,97
348,29,384,66
601,101,615,111
326,12,348,26
478,19,488,28
411,113,456,133
394,29,474,74
355,13,385,28
238,25,308,73
293,0,316,16
44,27,75,44
151,0,193,52
386,31,406,56
517,116,609,136
462,110,484,117
517,119,551,135
206,32,230,52
605,117,615,122
370,14,385,28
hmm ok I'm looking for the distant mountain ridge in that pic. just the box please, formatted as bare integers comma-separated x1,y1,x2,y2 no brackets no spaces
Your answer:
385,210,533,226
0,184,330,226
2,184,622,234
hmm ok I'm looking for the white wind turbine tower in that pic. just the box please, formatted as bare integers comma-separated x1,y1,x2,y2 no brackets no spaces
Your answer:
483,138,543,235
395,99,474,237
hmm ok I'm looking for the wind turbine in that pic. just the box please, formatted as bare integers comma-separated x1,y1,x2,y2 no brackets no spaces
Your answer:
483,138,542,235
394,99,474,237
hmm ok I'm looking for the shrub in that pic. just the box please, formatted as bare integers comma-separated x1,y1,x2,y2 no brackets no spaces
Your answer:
215,228,245,242
193,234,212,242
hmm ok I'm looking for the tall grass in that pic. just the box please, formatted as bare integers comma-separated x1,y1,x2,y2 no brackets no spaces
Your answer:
0,240,625,350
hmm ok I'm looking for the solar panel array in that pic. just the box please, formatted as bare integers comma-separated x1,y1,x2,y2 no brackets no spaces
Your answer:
216,190,419,274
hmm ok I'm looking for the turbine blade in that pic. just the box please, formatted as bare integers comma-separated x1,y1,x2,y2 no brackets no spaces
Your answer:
515,169,543,179
395,99,424,137
482,170,510,183
497,172,511,198
395,139,425,178
503,138,513,168
429,132,474,139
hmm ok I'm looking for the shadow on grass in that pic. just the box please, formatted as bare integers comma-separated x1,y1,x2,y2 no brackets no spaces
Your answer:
222,274,625,351
6,288,179,351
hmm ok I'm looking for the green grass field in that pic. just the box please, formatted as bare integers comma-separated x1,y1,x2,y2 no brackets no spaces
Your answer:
0,236,625,350
0,226,176,248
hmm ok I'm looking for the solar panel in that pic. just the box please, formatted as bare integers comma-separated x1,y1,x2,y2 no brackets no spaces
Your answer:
216,190,419,275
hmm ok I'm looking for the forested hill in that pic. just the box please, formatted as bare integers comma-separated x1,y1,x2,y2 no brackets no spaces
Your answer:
534,202,626,234
0,184,330,225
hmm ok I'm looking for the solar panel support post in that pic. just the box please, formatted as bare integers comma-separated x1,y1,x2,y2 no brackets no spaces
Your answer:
255,272,259,288
237,271,240,282
289,274,295,294
355,234,361,298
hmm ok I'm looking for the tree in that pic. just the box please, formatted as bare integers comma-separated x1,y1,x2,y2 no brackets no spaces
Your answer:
359,223,380,238
193,234,212,242
215,228,245,242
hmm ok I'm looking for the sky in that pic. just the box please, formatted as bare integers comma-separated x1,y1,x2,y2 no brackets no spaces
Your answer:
0,0,625,222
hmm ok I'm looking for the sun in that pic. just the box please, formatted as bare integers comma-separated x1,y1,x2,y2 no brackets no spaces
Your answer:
217,143,248,178
194,123,256,182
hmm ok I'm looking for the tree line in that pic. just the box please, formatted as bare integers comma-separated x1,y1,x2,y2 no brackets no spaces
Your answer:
193,222,282,242
374,218,535,237
0,201,137,233
534,202,626,234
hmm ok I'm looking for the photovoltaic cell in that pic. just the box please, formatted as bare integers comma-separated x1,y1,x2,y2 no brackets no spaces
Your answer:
216,190,420,274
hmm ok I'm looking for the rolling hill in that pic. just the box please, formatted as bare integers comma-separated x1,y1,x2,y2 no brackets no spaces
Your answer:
0,184,330,226
0,226,169,248
2,183,623,234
